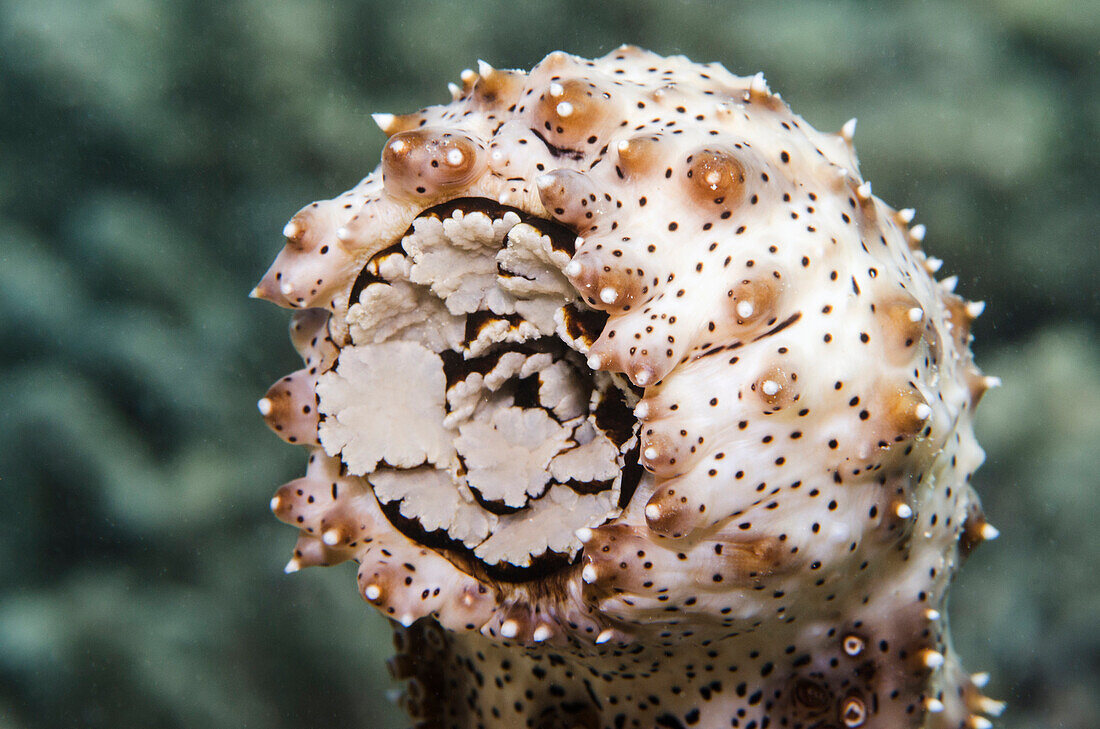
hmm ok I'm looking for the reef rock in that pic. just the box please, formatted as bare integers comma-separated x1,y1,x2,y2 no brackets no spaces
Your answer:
255,47,1002,729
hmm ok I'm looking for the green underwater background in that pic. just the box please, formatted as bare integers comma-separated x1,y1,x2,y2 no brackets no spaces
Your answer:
1,1,1097,727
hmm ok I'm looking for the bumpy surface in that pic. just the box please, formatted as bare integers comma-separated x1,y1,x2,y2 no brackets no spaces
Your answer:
255,47,1002,729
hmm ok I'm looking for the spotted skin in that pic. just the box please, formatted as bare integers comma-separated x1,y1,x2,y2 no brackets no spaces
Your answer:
255,47,1002,729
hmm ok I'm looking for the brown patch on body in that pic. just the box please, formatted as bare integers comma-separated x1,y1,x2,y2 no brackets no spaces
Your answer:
878,386,930,445
712,535,789,584
753,365,799,413
616,134,665,177
566,248,649,313
534,79,612,150
958,499,990,560
472,68,526,108
877,294,926,364
942,291,975,348
685,148,748,210
382,129,485,200
724,274,783,335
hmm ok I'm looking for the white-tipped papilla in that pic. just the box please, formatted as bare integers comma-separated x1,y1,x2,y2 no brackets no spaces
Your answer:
548,82,564,98
981,523,1000,541
633,401,650,419
532,624,552,643
365,584,382,601
736,300,755,319
966,300,986,318
925,698,945,713
909,223,927,242
971,671,990,688
926,256,944,273
908,307,925,323
599,286,618,304
476,59,494,77
915,403,933,421
371,113,395,133
595,628,614,644
643,446,659,461
556,101,574,118
445,148,465,166
644,503,661,521
282,220,299,239
925,608,942,621
978,697,1006,717
586,353,602,370
856,181,873,200
500,619,519,639
970,717,993,729
269,495,281,512
895,503,914,519
762,379,780,396
898,207,916,223
575,527,593,544
940,275,959,292
564,260,582,277
582,564,598,584
284,558,301,574
841,117,857,141
322,528,341,546
280,282,294,296
257,398,273,416
922,650,946,669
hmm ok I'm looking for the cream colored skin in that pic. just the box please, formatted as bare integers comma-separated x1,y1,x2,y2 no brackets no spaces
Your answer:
256,47,1002,729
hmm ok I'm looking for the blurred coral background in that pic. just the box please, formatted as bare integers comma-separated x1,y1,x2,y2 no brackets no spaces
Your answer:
1,1,1096,728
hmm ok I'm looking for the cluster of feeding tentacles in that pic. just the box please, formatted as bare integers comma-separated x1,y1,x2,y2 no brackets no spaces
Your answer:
254,47,1003,729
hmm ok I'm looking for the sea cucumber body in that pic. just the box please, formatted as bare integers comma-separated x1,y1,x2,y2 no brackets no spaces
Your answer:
256,47,1000,729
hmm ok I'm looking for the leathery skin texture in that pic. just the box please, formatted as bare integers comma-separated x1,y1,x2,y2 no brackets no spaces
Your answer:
253,47,1004,729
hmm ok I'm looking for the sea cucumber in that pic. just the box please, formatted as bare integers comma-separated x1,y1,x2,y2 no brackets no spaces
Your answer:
254,47,1002,729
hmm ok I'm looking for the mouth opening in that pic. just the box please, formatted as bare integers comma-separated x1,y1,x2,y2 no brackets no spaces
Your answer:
329,197,643,584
